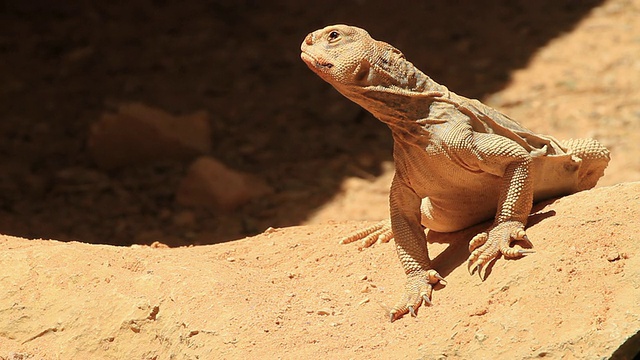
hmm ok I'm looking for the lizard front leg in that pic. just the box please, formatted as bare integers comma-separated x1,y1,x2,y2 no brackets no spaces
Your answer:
388,173,444,322
466,134,536,279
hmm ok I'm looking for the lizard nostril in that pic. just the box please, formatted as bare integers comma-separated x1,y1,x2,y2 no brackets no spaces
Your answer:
305,33,314,45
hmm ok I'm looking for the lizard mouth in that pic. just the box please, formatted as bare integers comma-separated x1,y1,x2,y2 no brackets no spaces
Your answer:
300,51,333,69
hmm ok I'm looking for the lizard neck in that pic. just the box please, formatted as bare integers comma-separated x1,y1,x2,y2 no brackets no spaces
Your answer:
370,48,441,94
334,45,449,127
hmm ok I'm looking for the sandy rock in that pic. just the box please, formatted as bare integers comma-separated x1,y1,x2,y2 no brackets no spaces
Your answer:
0,183,638,359
176,156,273,210
88,103,211,169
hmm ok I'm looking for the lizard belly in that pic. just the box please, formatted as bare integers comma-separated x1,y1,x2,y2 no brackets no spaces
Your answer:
400,149,502,233
419,175,501,232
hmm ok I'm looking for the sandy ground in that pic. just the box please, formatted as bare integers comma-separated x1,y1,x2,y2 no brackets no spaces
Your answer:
1,0,640,359
1,183,639,359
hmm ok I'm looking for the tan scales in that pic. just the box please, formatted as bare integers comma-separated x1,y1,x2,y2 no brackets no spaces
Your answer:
300,25,610,322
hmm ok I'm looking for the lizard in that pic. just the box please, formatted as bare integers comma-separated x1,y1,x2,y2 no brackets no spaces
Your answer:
300,24,610,322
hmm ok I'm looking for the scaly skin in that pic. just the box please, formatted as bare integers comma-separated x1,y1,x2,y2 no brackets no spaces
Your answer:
300,25,610,322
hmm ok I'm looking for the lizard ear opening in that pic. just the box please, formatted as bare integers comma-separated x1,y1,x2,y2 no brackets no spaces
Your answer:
354,60,371,83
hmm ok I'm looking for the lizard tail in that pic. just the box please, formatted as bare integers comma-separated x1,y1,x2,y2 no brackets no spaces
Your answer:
561,138,611,191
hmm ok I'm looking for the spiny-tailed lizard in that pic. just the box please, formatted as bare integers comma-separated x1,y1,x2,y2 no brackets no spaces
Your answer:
300,25,610,321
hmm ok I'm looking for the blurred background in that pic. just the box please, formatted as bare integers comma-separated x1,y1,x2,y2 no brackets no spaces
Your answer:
1,0,637,246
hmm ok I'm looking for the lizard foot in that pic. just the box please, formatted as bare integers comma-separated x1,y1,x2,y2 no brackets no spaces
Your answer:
339,220,393,249
389,269,445,322
467,221,534,280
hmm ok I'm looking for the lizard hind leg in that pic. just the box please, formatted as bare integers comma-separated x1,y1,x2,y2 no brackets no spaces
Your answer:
339,219,394,249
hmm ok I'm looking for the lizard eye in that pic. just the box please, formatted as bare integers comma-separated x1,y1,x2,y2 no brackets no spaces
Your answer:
328,30,340,42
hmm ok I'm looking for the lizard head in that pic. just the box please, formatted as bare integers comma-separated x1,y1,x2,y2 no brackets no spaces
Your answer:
301,25,412,90
301,25,384,88
301,25,435,122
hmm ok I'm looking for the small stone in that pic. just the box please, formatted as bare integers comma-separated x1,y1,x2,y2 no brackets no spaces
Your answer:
263,227,277,234
607,251,621,262
358,298,370,306
150,241,169,249
475,331,487,342
470,307,488,316
360,285,370,293
134,230,165,245
226,257,236,262
317,308,332,316
129,322,141,333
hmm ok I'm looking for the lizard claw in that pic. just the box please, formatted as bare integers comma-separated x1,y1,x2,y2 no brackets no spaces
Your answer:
388,269,444,322
432,273,447,286
513,230,534,248
467,260,476,275
478,263,489,280
467,259,487,280
467,221,533,280
421,294,432,306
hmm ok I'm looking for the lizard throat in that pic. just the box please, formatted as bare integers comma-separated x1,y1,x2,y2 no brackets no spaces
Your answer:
300,51,333,70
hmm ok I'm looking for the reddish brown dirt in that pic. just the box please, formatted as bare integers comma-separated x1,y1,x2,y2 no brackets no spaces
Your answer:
1,183,639,359
1,0,639,358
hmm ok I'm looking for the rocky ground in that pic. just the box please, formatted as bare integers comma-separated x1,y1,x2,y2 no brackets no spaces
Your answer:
1,183,639,359
0,0,639,359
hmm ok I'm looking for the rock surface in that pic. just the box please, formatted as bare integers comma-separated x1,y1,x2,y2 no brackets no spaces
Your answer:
176,156,274,210
88,103,211,169
1,183,638,359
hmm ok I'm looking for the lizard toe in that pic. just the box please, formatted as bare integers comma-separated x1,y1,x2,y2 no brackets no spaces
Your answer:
361,227,394,249
389,270,444,322
501,228,535,259
469,232,488,253
339,220,393,249
467,221,533,279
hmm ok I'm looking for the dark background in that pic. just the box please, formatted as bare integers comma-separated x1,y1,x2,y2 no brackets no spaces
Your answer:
0,0,604,245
